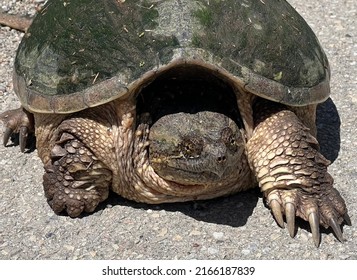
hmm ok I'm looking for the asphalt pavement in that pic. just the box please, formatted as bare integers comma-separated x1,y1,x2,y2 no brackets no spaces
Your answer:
0,0,356,259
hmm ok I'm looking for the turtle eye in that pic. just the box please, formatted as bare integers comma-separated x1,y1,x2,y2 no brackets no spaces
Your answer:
180,136,204,158
221,127,238,152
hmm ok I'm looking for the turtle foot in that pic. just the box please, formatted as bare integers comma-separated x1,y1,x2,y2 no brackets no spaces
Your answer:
43,132,112,217
247,104,349,246
266,187,349,247
0,107,35,152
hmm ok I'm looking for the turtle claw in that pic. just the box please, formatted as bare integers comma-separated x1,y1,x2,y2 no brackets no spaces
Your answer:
19,126,29,152
3,127,13,146
308,212,320,247
270,199,284,228
266,188,348,246
285,203,296,238
329,217,344,242
344,213,352,226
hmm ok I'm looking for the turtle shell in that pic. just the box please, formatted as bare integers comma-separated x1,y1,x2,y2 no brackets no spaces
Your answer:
14,0,330,113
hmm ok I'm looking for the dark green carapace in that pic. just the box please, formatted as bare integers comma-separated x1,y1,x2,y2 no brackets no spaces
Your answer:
14,0,330,113
15,0,178,96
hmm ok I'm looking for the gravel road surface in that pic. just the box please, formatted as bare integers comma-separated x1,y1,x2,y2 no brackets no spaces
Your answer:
0,0,356,260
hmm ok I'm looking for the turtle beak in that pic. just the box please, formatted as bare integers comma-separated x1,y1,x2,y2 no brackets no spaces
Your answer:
193,143,228,178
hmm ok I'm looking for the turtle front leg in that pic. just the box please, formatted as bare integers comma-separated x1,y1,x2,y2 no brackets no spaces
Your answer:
0,107,34,152
246,100,350,246
42,117,113,217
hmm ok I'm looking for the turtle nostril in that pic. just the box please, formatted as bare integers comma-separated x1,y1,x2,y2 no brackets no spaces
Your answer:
217,156,226,163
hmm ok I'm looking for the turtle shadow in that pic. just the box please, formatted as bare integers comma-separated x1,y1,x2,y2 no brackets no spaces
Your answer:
316,98,341,162
99,188,260,228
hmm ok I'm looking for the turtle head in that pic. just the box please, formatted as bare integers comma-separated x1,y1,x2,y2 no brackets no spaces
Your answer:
148,111,245,186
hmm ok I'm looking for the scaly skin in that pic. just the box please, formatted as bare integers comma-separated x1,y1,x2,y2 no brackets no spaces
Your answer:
246,100,348,246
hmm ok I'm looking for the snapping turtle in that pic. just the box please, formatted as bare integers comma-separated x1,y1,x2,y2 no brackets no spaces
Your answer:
0,0,350,246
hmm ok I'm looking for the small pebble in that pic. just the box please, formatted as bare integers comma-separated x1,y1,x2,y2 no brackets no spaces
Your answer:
173,235,183,241
213,231,224,240
241,249,251,255
208,247,219,255
189,230,201,236
64,245,75,251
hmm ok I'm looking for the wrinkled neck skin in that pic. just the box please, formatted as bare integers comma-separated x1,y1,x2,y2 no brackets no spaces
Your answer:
111,98,252,203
